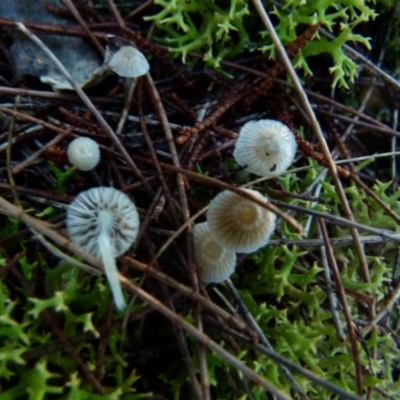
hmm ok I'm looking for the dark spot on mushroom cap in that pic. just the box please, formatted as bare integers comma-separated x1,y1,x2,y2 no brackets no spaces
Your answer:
269,164,277,172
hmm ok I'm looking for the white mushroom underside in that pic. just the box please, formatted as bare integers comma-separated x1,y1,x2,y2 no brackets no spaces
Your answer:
67,187,140,310
233,119,297,177
207,189,276,253
193,222,236,283
67,187,140,259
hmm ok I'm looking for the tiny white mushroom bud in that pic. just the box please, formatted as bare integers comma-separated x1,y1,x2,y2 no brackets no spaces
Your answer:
193,222,237,283
67,187,140,310
67,137,100,171
233,119,297,178
207,189,276,253
109,46,149,78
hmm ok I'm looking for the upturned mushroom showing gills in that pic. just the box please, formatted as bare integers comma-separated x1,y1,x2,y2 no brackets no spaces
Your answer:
193,222,237,283
233,119,297,178
67,187,140,310
109,46,150,78
67,137,100,171
207,189,276,253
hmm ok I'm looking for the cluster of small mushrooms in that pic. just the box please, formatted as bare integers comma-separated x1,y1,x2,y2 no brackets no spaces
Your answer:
65,44,149,310
193,119,297,284
65,45,297,309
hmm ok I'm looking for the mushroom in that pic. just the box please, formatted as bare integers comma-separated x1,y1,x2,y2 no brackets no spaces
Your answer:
67,137,100,171
193,222,237,283
107,45,149,134
207,189,276,253
66,187,140,310
108,46,149,78
233,119,297,178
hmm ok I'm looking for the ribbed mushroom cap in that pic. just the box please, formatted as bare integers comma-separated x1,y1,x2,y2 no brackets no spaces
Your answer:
109,46,149,78
67,187,139,258
67,137,100,171
233,119,297,178
207,189,276,253
193,222,237,283
67,187,140,310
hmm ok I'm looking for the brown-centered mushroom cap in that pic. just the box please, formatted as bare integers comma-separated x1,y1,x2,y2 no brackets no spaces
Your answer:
207,189,276,253
193,222,237,283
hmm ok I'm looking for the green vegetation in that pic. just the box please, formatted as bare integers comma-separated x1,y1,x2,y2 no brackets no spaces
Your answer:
1,0,400,399
147,0,380,87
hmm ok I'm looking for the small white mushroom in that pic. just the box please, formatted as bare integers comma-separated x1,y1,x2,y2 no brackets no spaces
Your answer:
66,187,140,310
193,222,237,283
207,189,276,253
233,119,297,178
109,46,149,78
67,137,100,171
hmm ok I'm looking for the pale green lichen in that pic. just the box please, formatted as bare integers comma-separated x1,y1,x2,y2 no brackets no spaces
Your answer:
145,0,250,67
147,0,380,87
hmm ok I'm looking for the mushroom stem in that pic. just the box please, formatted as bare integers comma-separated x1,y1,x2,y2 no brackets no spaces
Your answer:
98,230,126,310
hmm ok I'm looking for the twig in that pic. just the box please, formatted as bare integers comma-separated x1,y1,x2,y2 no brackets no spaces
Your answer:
30,228,101,276
126,0,154,20
271,198,400,242
361,278,400,334
318,219,364,395
61,0,104,56
267,235,389,247
106,0,126,28
6,97,21,207
225,280,310,400
317,224,345,342
12,129,71,175
116,78,136,135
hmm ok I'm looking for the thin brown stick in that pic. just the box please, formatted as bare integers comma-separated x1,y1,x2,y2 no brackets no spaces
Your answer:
6,98,21,207
318,218,364,395
12,130,71,175
126,0,154,19
0,86,121,105
106,0,126,27
0,105,66,134
61,0,104,56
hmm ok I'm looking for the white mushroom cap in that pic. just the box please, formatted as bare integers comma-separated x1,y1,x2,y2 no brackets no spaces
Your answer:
207,189,276,253
193,222,237,283
67,187,140,310
67,137,100,171
233,119,297,178
109,46,149,78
